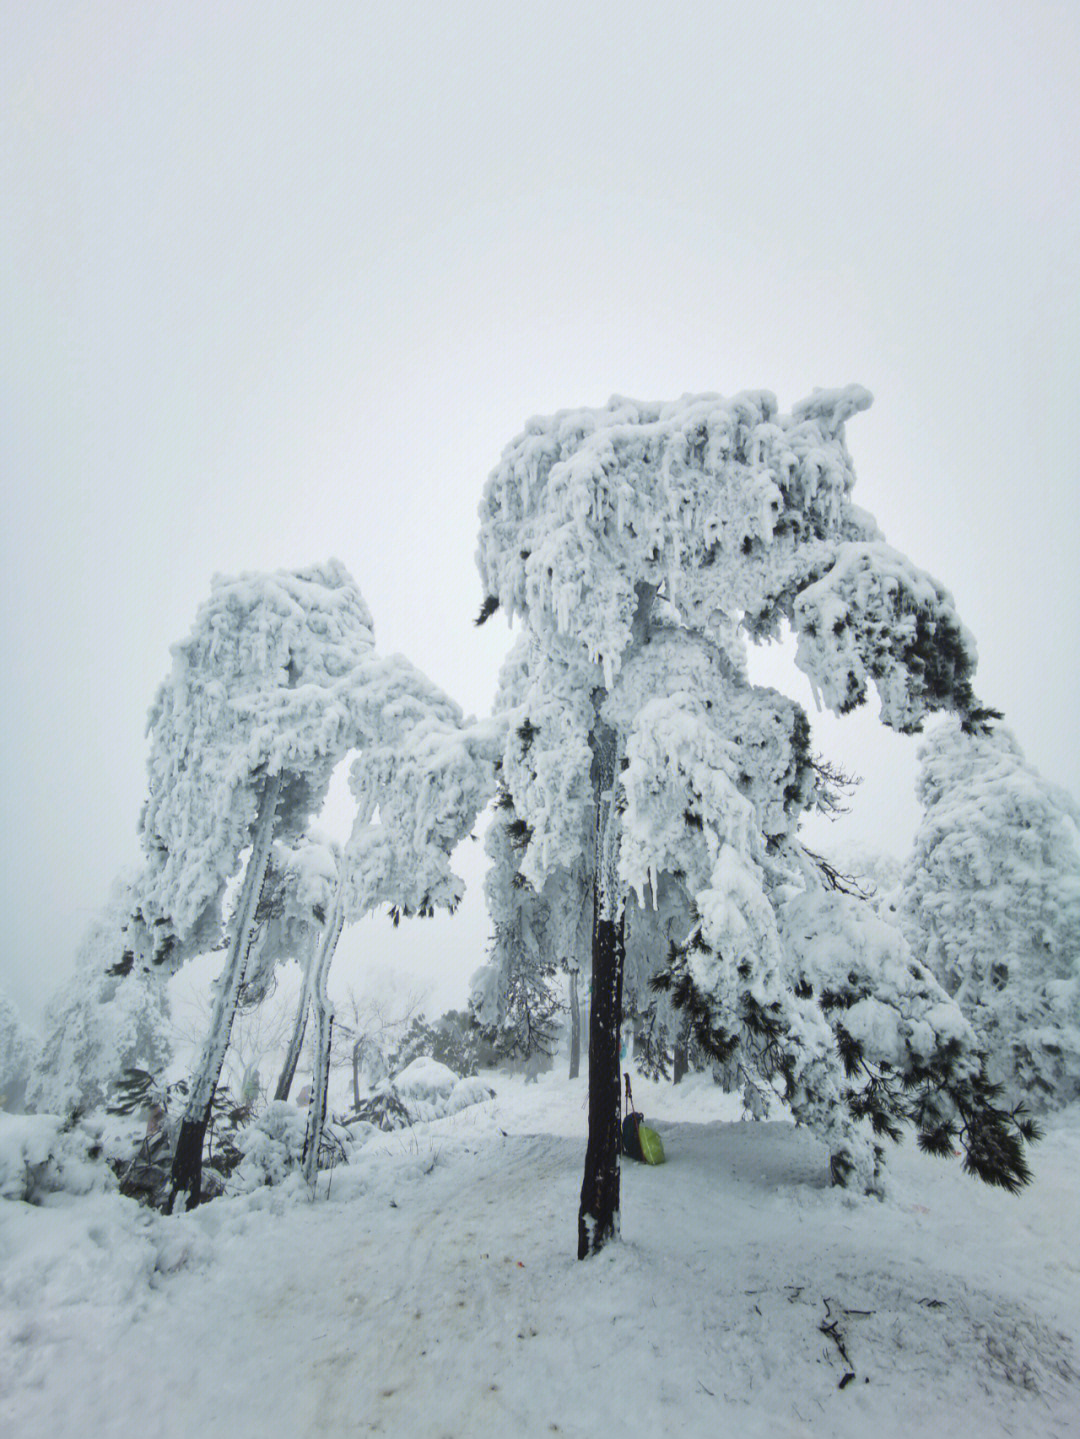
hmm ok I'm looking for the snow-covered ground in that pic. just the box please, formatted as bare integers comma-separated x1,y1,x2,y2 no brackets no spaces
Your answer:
2,1072,1078,1438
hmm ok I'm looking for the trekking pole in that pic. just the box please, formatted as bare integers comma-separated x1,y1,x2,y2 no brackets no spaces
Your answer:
623,1072,642,1158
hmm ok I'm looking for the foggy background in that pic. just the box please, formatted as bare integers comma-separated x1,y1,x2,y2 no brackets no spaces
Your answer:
3,1,1078,1029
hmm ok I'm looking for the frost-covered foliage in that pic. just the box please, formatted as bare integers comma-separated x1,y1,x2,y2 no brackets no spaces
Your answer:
384,1010,493,1079
0,991,39,1113
470,790,573,1061
478,387,980,729
124,560,502,1206
241,835,339,1007
902,720,1080,1111
133,560,377,968
293,658,501,1190
27,881,171,1118
341,662,502,926
479,388,1032,1197
0,1112,113,1202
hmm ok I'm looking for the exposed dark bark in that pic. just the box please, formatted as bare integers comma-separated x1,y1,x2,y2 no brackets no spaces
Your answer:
274,976,311,1102
165,771,282,1213
578,706,625,1259
166,1118,206,1212
578,911,625,1258
577,591,652,1257
673,1016,690,1085
568,965,581,1080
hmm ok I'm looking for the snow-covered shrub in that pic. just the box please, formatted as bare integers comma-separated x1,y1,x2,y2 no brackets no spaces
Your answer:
228,1102,308,1192
393,1057,458,1117
902,720,1080,1111
351,1087,412,1132
0,1112,114,1203
446,1076,495,1115
350,1059,493,1132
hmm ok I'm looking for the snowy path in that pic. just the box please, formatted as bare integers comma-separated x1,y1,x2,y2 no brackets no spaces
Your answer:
3,1076,1079,1438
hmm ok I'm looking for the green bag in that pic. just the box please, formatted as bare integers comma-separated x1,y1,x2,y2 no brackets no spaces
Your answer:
636,1122,665,1166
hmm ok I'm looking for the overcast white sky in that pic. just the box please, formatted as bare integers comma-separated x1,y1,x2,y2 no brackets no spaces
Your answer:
3,1,1078,1028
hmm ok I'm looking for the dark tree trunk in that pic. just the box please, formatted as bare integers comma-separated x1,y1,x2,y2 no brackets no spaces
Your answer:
578,703,625,1259
166,1118,207,1212
568,965,581,1080
165,771,281,1214
578,909,625,1257
576,590,653,1258
673,1017,690,1085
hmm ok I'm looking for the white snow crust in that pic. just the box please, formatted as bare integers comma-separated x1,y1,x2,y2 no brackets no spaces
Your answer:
3,1074,1078,1438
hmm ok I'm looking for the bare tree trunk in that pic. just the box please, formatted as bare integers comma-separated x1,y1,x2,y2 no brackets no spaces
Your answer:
302,879,345,1190
673,1015,690,1085
274,934,316,1102
166,771,282,1213
568,964,581,1080
578,712,625,1259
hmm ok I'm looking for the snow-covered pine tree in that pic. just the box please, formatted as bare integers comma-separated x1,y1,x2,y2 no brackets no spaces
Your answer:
0,991,40,1113
131,558,503,1201
477,388,1035,1257
27,877,170,1118
131,561,378,1210
901,718,1080,1111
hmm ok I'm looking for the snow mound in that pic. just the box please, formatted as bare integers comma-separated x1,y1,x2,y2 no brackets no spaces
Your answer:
0,1112,114,1203
393,1057,458,1104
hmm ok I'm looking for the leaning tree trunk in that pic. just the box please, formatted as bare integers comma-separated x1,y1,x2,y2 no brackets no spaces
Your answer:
274,931,317,1102
578,711,625,1259
166,771,282,1213
568,963,581,1081
302,879,345,1190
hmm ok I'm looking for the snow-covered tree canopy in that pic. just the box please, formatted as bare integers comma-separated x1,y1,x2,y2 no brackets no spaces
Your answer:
902,719,1080,1111
341,657,504,923
135,560,377,968
478,387,980,731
